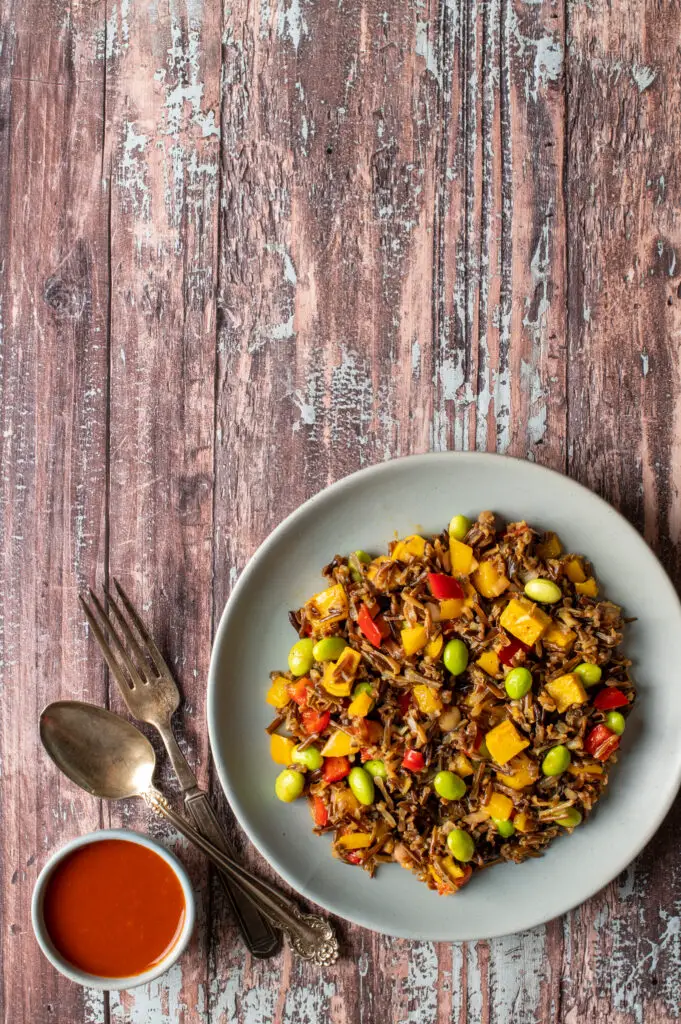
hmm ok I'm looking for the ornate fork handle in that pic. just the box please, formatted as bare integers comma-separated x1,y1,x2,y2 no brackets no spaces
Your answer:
144,788,340,966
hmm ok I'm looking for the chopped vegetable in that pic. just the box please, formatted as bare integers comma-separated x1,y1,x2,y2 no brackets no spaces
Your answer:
584,724,620,761
449,537,478,575
321,647,362,696
364,759,387,779
348,766,375,806
484,791,514,821
476,650,500,676
448,515,471,541
565,558,587,583
337,831,373,850
440,598,465,619
575,577,598,598
275,768,305,802
453,752,474,777
537,533,562,559
288,638,315,677
292,744,323,770
401,625,428,656
321,731,360,757
270,734,296,765
485,720,530,765
322,756,352,782
495,753,537,790
266,676,291,708
446,829,475,862
347,690,374,718
427,573,465,600
392,534,427,561
357,603,386,647
543,622,576,651
301,708,331,735
555,808,583,828
402,749,425,771
312,636,347,662
412,684,443,715
500,597,551,647
605,710,626,735
426,635,444,659
493,818,516,838
545,672,588,713
497,636,530,666
287,679,310,706
310,795,328,827
593,687,629,710
513,811,533,833
304,584,349,633
471,561,510,599
574,662,602,686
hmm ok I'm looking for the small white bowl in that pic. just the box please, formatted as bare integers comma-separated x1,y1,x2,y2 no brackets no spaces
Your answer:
32,828,195,990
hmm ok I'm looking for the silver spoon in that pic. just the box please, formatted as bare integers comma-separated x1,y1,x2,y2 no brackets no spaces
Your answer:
40,700,340,965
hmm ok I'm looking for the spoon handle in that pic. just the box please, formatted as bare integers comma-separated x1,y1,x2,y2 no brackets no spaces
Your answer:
144,787,340,966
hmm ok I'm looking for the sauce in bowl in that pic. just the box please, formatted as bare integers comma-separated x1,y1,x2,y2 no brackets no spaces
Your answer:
42,838,187,978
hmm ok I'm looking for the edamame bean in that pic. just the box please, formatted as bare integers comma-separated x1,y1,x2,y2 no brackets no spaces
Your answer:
449,515,471,541
446,828,475,862
524,578,562,604
433,770,467,801
443,638,469,676
353,681,375,698
275,768,305,802
542,744,571,777
556,808,582,828
355,550,371,564
504,666,533,700
364,759,387,779
605,710,626,735
291,744,323,771
348,766,375,806
312,636,347,662
350,549,372,582
492,817,516,838
574,662,602,687
288,638,315,676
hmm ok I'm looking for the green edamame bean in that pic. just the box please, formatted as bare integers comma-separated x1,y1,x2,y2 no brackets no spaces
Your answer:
350,549,372,582
524,578,562,604
443,638,469,676
355,550,371,564
288,638,315,676
433,770,467,801
364,759,387,779
275,768,305,802
556,807,582,828
348,766,375,806
542,744,571,777
449,515,471,541
492,817,516,838
291,744,323,771
605,710,626,735
574,662,602,687
312,636,347,662
446,828,475,862
504,666,533,700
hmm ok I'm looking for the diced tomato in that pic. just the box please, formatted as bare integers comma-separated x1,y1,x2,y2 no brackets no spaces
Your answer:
584,724,620,761
301,708,331,735
288,679,309,706
358,603,385,647
353,719,383,744
398,692,412,717
310,795,328,827
593,687,629,711
402,749,425,771
346,852,364,864
497,636,530,666
323,756,351,782
427,573,465,601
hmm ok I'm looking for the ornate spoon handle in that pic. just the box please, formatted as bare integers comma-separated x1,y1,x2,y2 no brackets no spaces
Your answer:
144,787,340,965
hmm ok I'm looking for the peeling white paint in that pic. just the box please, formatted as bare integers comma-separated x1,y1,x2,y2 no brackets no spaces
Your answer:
266,242,297,286
416,20,441,87
508,9,563,102
277,0,308,51
116,122,151,221
641,350,649,377
632,63,656,93
411,339,421,379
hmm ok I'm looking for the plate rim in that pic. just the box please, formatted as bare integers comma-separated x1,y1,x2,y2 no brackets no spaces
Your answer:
207,451,681,940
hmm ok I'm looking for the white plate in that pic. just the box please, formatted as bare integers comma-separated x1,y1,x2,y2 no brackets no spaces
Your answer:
207,452,681,941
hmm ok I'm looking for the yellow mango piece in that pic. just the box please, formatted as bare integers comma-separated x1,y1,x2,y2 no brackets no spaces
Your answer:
485,720,530,766
472,561,510,599
453,752,474,777
266,676,291,708
485,791,514,821
440,598,465,620
567,762,604,777
565,558,587,583
347,691,373,718
401,625,428,656
270,734,296,765
545,672,588,714
449,537,478,575
442,855,465,881
513,811,533,833
336,832,373,850
426,635,443,659
575,577,598,598
412,684,443,716
321,730,360,757
321,647,362,696
392,534,427,561
500,597,551,648
495,753,537,790
537,533,562,559
543,622,576,651
367,555,392,582
305,584,348,632
476,651,500,676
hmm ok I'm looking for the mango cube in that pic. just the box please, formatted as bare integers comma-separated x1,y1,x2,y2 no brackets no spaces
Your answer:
453,752,474,777
270,734,296,765
485,791,514,821
565,558,587,583
412,684,442,716
321,647,362,696
575,577,598,598
266,676,291,708
495,753,537,790
476,650,500,676
367,555,391,582
500,597,551,648
321,730,360,757
449,537,478,575
472,561,510,599
305,584,348,632
442,855,465,881
401,625,428,656
537,532,562,559
347,691,374,718
543,622,576,651
545,672,588,713
440,598,464,620
485,720,530,765
513,812,534,833
426,635,443,659
392,534,427,561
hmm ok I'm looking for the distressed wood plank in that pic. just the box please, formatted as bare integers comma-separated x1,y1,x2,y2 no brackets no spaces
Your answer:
103,0,221,1019
0,1,108,1021
565,3,681,1022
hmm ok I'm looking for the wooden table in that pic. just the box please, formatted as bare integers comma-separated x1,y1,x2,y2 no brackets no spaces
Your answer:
2,0,680,1019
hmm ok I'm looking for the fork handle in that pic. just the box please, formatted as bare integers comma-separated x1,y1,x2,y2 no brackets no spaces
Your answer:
184,788,281,959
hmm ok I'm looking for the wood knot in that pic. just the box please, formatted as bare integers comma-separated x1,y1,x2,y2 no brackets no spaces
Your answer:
43,240,91,320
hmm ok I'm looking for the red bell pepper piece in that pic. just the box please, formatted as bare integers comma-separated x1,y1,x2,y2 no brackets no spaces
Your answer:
584,724,620,761
427,573,465,601
498,636,530,666
402,749,425,771
593,687,629,711
301,708,331,735
346,852,364,864
323,755,351,782
398,692,412,718
358,603,384,647
288,679,309,706
310,795,328,827
454,865,473,889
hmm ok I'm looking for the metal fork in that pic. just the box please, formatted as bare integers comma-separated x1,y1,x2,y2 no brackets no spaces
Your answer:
79,578,280,959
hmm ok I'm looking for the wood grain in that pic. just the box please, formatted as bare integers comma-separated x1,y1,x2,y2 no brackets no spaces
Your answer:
1,0,681,1019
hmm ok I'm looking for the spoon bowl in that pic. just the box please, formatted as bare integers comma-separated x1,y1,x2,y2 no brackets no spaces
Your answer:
40,701,156,800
